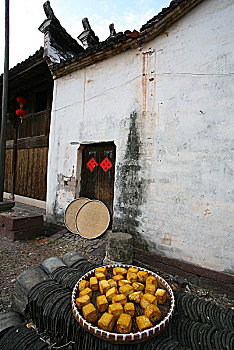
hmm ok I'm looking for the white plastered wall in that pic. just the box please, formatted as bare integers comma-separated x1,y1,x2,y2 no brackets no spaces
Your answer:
46,0,234,273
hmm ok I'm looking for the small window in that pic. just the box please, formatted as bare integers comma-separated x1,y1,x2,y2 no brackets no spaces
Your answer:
35,90,47,112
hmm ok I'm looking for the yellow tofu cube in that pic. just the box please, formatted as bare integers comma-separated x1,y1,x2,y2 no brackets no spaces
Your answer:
132,282,145,292
98,312,115,332
145,283,156,295
113,267,127,276
140,294,157,309
95,267,107,275
108,303,123,320
108,279,118,288
128,291,143,303
126,271,138,283
99,280,111,294
119,284,134,297
118,279,131,287
89,277,98,291
124,302,135,317
136,315,153,332
95,272,106,281
137,270,148,283
79,287,92,298
112,294,127,305
128,267,139,274
146,275,157,286
144,304,162,322
76,295,90,309
106,286,118,302
116,313,132,334
96,295,108,313
79,280,89,292
155,289,167,304
112,274,124,282
82,303,98,323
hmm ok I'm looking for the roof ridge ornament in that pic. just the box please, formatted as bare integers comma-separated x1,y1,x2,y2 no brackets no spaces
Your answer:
43,1,56,20
109,24,116,37
82,17,92,31
78,17,99,49
39,2,84,65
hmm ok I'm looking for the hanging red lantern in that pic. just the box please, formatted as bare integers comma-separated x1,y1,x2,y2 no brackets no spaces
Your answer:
16,108,27,123
16,96,27,123
16,109,27,117
16,96,27,105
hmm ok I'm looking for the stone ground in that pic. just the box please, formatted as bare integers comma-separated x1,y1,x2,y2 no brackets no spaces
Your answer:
0,201,233,314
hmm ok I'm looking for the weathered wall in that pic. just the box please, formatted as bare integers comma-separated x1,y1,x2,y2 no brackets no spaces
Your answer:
46,0,234,273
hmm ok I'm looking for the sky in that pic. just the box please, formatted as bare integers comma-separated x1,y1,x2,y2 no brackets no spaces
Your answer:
0,0,170,71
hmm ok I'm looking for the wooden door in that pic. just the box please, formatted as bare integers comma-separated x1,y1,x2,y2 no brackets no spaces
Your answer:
80,142,116,222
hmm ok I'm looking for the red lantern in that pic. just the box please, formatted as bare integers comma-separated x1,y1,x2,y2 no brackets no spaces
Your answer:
16,96,27,123
16,108,27,123
16,109,27,117
16,96,27,105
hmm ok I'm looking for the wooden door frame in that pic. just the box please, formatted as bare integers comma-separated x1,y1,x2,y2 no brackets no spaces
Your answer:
76,141,116,209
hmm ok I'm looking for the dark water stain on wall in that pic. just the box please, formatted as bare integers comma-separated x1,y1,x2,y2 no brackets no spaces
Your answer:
113,111,145,233
51,193,63,223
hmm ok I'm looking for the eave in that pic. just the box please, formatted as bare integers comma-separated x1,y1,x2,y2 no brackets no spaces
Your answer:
52,0,205,79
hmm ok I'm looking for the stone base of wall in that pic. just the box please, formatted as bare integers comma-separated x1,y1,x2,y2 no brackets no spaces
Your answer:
0,214,44,241
133,247,234,298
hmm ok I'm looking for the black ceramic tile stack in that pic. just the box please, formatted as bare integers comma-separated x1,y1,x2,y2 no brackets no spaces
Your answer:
69,257,88,269
25,261,99,346
75,260,99,275
0,311,24,334
174,290,234,331
72,327,187,350
0,323,48,349
27,280,66,330
51,266,82,289
171,290,234,349
50,261,99,290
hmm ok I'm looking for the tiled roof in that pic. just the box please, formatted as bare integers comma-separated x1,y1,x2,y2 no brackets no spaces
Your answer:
0,47,44,85
51,31,129,72
2,0,204,79
49,0,204,76
140,0,185,31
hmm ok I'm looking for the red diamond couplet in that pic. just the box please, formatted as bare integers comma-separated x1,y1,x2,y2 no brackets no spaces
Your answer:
87,157,98,172
100,157,112,172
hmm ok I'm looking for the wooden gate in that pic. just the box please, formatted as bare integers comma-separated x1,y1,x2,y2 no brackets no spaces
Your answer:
4,135,49,201
80,142,116,221
1,51,53,201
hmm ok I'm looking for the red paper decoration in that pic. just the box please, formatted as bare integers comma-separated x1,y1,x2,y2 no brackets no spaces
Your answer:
87,158,98,172
100,157,112,172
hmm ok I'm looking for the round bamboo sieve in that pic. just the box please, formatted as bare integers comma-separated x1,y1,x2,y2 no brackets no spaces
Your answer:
75,200,110,239
64,198,90,233
71,264,175,344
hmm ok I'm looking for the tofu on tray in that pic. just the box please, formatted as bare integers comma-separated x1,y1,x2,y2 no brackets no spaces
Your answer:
78,266,167,333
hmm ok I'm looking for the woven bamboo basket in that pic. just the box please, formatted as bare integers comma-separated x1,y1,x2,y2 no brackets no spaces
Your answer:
71,264,175,344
